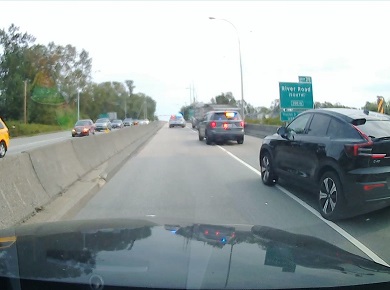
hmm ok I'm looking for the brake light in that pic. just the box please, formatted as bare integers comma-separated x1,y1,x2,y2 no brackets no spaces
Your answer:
204,230,209,235
240,121,244,127
344,125,386,159
210,121,217,128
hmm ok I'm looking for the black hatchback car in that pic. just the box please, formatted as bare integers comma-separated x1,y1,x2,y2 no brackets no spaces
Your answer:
260,108,390,220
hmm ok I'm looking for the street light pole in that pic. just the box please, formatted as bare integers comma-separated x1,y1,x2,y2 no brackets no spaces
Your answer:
24,80,27,124
77,89,81,121
209,17,245,120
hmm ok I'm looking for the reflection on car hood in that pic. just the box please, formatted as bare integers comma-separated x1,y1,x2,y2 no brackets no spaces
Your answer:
1,219,390,289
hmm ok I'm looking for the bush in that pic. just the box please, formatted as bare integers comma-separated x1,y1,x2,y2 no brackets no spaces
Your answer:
245,117,283,126
6,120,67,138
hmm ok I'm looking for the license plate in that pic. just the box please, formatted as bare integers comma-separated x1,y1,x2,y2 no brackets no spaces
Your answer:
224,124,232,130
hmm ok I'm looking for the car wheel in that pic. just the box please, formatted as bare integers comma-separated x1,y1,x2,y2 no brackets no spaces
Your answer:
318,171,345,220
260,152,277,186
237,137,244,144
182,125,185,128
205,130,213,145
198,131,204,141
0,141,6,158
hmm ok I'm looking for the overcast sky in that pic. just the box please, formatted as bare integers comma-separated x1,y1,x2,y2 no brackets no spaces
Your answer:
1,1,390,118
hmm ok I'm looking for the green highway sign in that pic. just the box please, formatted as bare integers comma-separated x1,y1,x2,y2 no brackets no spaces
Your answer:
279,82,314,109
298,76,312,83
280,110,301,122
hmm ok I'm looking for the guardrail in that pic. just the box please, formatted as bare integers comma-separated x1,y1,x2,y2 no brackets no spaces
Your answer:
0,122,164,229
244,123,279,138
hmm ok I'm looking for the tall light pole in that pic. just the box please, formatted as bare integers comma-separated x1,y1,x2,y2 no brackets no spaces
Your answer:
209,17,245,120
77,88,81,120
24,80,27,124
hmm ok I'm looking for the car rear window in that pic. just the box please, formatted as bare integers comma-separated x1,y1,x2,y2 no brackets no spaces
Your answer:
212,112,241,121
356,120,390,138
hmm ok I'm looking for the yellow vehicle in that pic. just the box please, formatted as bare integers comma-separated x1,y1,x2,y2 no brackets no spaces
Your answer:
0,118,10,158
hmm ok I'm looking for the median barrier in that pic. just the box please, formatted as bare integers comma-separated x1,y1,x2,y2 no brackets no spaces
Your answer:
0,153,48,228
245,124,279,138
27,140,86,198
1,122,164,229
71,135,102,172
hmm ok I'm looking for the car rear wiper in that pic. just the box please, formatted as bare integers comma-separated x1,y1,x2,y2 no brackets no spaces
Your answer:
372,136,390,141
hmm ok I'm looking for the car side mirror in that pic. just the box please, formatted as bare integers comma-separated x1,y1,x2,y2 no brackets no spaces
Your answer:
277,126,288,138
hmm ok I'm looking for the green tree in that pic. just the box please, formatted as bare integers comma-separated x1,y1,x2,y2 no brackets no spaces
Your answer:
48,42,92,104
0,24,36,120
210,92,237,106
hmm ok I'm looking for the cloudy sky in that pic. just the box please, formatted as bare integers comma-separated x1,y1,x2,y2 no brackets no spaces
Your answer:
1,1,390,118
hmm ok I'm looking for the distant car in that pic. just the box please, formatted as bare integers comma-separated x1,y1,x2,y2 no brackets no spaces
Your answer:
198,110,244,145
123,118,133,127
95,118,112,132
260,108,390,220
111,119,124,129
71,119,95,137
169,115,186,128
0,118,10,158
133,119,139,125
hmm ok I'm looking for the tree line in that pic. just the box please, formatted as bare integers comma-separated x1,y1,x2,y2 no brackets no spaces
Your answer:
180,92,387,121
0,24,157,125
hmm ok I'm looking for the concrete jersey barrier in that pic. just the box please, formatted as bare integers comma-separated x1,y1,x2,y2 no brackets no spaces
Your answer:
0,122,164,229
0,153,49,228
245,123,279,138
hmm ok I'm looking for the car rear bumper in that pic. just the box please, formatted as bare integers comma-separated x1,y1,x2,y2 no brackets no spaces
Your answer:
342,170,390,214
169,123,185,126
208,129,244,141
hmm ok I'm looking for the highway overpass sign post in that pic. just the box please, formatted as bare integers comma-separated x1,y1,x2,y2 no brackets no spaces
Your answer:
279,81,314,122
298,76,312,83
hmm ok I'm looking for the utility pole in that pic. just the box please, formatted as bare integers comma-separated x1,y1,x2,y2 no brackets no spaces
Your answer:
24,80,27,124
144,97,147,119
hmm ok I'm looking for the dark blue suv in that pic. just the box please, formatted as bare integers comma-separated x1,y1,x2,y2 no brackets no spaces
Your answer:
260,108,390,220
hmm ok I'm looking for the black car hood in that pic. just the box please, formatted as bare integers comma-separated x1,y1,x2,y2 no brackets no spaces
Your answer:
1,219,390,289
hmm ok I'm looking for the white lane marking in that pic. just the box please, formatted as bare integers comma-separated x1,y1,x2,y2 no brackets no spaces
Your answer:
11,136,68,149
216,145,390,267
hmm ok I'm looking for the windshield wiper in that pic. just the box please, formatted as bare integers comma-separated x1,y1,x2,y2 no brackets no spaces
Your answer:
372,136,390,141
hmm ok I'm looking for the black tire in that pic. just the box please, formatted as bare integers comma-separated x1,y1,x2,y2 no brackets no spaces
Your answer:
169,125,172,128
205,130,213,145
182,125,185,128
198,131,204,141
260,152,277,186
237,137,244,144
318,171,345,220
0,141,6,158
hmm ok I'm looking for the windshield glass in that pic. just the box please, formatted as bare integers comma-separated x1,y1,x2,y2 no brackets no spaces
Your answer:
75,120,89,126
2,1,390,289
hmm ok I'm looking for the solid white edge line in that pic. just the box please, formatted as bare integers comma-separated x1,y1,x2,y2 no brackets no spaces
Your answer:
216,145,390,267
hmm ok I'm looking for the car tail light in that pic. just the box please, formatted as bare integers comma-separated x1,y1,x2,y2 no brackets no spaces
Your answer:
344,125,386,159
210,121,217,128
204,230,209,235
240,121,244,127
363,183,385,191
